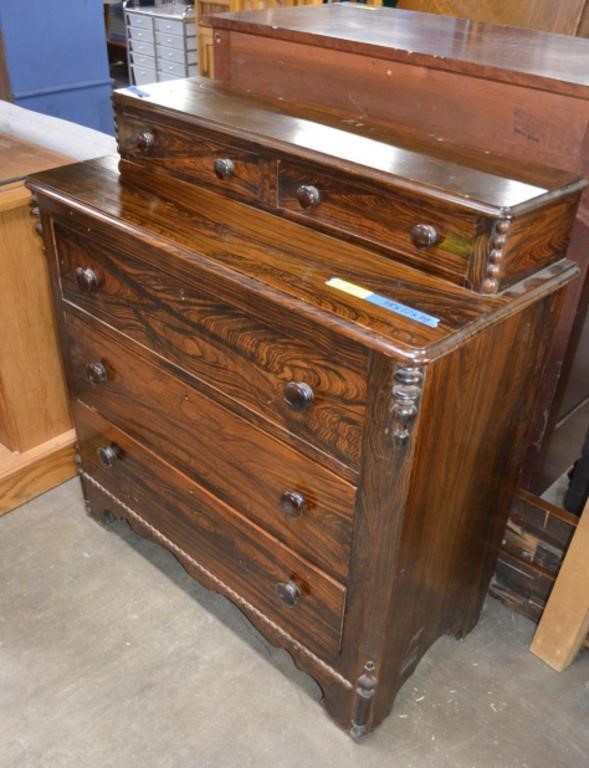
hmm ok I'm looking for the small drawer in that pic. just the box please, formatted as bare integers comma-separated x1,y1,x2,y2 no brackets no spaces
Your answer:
154,17,195,36
54,221,367,470
131,65,157,86
64,311,357,582
76,402,347,660
129,39,153,56
155,30,197,51
130,52,155,69
154,43,187,64
278,161,480,287
157,59,197,78
125,12,151,30
127,26,154,44
116,112,261,203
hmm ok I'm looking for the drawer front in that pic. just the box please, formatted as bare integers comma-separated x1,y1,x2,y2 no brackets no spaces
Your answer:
130,52,156,69
64,311,356,581
117,112,260,202
132,65,157,86
154,18,196,36
155,43,187,64
76,402,346,659
54,222,366,469
157,59,197,78
278,161,478,286
125,12,151,30
155,30,197,51
129,39,154,56
127,26,154,45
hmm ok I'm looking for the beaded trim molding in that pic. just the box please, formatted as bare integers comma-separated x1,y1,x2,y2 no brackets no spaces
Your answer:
81,471,354,691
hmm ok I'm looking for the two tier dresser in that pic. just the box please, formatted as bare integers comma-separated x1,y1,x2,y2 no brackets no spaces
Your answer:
28,74,584,737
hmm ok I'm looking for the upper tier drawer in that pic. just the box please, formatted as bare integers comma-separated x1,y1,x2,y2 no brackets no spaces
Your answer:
65,312,356,583
54,221,367,470
117,114,261,203
113,81,584,294
76,402,347,661
277,160,480,288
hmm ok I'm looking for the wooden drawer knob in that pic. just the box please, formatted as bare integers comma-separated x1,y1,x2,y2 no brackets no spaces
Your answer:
280,490,306,518
275,580,300,607
136,130,155,150
296,185,321,210
97,444,120,468
214,158,235,180
85,361,108,385
410,223,439,248
74,266,100,293
284,381,314,412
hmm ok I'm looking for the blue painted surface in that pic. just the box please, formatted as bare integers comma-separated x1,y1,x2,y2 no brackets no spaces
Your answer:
0,0,114,134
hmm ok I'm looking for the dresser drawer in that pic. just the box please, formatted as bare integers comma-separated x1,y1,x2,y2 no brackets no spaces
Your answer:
129,39,154,57
130,52,156,70
155,30,197,51
65,312,356,581
117,113,261,203
54,221,366,469
155,43,187,64
157,59,197,78
127,26,154,45
154,18,196,37
75,402,346,660
278,161,479,286
131,65,157,86
125,11,152,30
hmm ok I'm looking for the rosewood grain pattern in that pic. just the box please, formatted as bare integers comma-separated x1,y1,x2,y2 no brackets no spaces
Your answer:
75,401,346,660
28,118,581,737
114,79,585,292
277,159,477,286
117,112,261,202
209,4,589,494
54,220,367,469
65,311,356,581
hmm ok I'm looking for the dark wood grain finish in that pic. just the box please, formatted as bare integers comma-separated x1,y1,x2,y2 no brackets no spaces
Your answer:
29,142,579,737
500,490,578,576
277,159,477,286
114,79,585,293
65,310,356,581
117,111,262,203
75,401,347,660
53,219,367,470
211,5,589,96
209,3,589,492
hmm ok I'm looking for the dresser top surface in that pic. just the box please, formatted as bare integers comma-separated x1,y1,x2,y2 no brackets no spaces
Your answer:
210,5,589,98
28,156,577,363
114,79,584,215
0,133,71,187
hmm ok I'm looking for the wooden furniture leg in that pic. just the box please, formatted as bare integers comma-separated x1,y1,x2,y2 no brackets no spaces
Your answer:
530,499,589,671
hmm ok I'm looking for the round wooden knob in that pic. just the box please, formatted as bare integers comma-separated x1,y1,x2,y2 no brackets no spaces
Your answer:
85,361,108,385
410,223,439,248
214,158,235,180
296,185,321,210
284,381,314,412
74,266,100,293
136,130,155,150
280,491,306,518
97,445,120,468
275,580,300,607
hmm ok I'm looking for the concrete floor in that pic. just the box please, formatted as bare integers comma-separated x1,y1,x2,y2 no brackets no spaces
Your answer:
1,480,587,768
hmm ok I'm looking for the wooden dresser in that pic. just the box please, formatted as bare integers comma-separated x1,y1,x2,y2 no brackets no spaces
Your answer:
29,77,583,737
